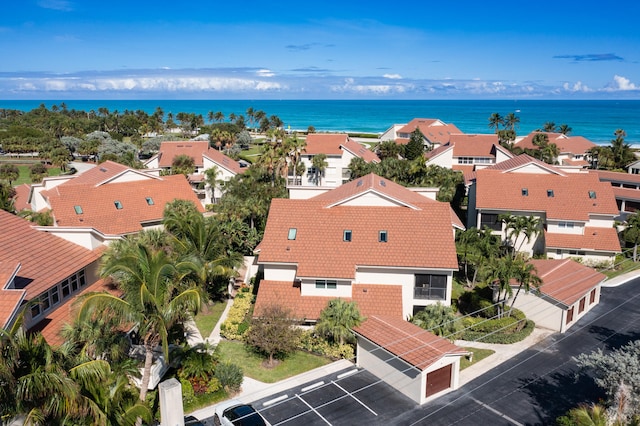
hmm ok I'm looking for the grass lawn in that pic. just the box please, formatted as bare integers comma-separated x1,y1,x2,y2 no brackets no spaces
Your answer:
193,301,228,338
602,257,640,279
460,347,495,370
10,164,62,186
216,340,331,383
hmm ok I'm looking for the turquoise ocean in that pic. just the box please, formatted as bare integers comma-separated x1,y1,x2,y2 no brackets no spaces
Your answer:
1,99,639,145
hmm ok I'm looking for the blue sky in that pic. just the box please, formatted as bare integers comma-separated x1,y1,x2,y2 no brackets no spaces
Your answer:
1,0,639,100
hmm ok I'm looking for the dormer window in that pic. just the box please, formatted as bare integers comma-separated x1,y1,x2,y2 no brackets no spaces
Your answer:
146,197,154,205
114,200,123,209
589,191,596,199
547,189,554,198
379,230,388,243
343,230,352,242
522,188,528,196
288,228,297,240
74,205,83,214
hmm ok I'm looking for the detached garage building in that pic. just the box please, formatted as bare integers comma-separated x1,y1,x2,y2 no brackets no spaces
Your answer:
353,315,467,405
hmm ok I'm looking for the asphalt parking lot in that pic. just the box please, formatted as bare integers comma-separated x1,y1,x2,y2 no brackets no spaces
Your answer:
217,368,416,426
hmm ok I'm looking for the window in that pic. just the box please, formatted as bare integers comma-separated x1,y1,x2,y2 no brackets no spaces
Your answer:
288,228,297,240
588,191,596,199
51,286,59,305
343,230,352,242
547,189,554,197
569,250,586,256
479,213,501,231
521,188,528,196
145,197,154,205
379,230,388,243
559,222,574,229
74,205,83,214
114,200,123,209
414,274,447,300
458,157,473,164
61,279,70,298
315,280,337,289
31,303,41,318
71,275,79,292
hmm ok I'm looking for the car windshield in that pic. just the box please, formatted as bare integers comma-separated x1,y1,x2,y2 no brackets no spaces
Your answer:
224,405,266,426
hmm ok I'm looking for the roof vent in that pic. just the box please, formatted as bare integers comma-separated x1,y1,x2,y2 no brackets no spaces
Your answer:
380,180,386,187
99,168,107,172
356,180,363,187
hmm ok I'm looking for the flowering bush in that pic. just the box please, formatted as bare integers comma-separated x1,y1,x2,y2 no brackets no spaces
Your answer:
299,330,355,360
220,291,253,340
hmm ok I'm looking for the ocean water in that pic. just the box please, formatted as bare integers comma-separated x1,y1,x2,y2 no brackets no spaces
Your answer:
1,99,639,145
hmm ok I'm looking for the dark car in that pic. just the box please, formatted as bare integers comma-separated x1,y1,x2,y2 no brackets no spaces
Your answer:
184,415,205,426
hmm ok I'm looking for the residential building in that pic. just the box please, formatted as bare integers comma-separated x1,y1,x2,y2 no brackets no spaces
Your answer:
380,118,463,149
293,134,379,187
514,132,596,168
144,140,246,204
594,169,640,217
29,160,204,249
254,173,463,322
0,210,104,343
510,259,605,333
425,133,514,174
467,155,620,265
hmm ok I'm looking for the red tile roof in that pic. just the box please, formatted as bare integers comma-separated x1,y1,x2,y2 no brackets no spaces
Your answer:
611,186,640,202
304,134,348,155
353,315,466,371
448,134,500,157
528,259,605,307
59,160,130,187
474,169,618,221
13,183,31,211
253,281,403,321
341,139,380,163
515,132,596,154
157,141,210,167
34,278,123,347
203,148,245,175
595,170,640,185
0,262,25,329
257,174,459,278
0,211,102,327
397,119,462,145
45,173,203,235
484,154,566,175
544,228,621,253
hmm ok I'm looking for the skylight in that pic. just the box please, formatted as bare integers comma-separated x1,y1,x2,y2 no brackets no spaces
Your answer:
288,228,297,240
379,230,388,243
522,188,528,196
589,191,597,199
343,230,352,242
146,197,154,205
356,180,363,187
547,189,554,198
114,200,123,209
74,205,83,214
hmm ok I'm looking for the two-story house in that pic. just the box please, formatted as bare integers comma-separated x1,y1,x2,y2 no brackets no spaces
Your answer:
467,155,620,265
425,133,514,174
514,132,596,168
380,118,463,150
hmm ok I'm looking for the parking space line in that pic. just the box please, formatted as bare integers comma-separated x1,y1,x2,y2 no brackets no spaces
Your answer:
470,397,524,426
332,381,378,416
296,394,332,425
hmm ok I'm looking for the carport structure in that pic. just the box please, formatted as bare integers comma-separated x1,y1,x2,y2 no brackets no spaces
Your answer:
353,315,468,405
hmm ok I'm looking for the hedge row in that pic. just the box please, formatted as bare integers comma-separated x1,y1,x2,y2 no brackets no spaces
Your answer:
219,292,253,340
459,319,535,344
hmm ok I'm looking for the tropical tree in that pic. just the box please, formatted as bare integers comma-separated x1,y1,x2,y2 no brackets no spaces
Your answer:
500,214,542,256
504,112,520,131
404,128,425,160
543,121,557,132
609,129,634,170
376,140,403,160
0,163,20,185
283,135,306,185
557,404,608,426
0,181,16,213
623,211,640,262
245,304,301,368
204,165,221,204
311,153,328,186
488,113,504,133
508,258,542,315
77,242,201,404
410,303,461,339
172,154,196,176
29,163,48,183
558,124,573,135
315,299,364,345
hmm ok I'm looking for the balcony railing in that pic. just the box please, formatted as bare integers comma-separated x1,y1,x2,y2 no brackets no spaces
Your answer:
414,287,446,300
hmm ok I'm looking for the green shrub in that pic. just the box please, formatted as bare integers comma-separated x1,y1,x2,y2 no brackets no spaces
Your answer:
460,319,535,344
298,330,355,360
457,288,496,318
215,362,244,394
180,378,195,404
220,292,253,340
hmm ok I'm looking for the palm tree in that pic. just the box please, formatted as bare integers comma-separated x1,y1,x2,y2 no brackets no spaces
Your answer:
623,212,640,262
558,123,572,135
0,163,20,185
77,243,201,404
488,113,504,133
311,153,328,186
562,403,608,426
315,299,364,345
609,129,634,170
204,165,221,204
504,112,520,131
500,214,541,256
542,121,557,132
213,111,224,123
246,107,255,130
410,303,462,339
508,257,542,315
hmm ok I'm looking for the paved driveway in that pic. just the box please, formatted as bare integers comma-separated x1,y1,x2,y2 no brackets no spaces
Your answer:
203,279,640,425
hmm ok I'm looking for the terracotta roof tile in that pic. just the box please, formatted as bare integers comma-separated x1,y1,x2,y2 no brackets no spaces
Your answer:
304,134,348,155
448,134,500,157
0,211,102,327
515,132,596,154
203,148,245,175
544,228,621,252
529,259,605,306
475,168,618,221
484,154,566,175
254,281,403,321
595,170,640,185
58,161,130,187
397,119,462,145
157,141,210,167
46,173,203,235
611,186,640,202
353,315,466,370
13,183,32,211
340,139,380,163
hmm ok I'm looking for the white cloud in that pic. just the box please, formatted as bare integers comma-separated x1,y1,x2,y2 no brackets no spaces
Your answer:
562,81,593,92
607,75,638,91
256,69,275,77
383,73,402,79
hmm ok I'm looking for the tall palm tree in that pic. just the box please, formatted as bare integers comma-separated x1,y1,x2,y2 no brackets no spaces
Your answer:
609,129,634,170
558,123,572,135
315,299,364,345
563,403,608,426
624,212,640,262
77,244,201,404
488,113,504,133
508,257,542,315
504,112,520,131
204,165,221,204
542,121,557,132
311,153,328,186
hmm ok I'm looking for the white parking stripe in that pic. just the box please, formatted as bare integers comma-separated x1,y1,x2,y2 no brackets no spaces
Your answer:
296,394,332,425
332,381,378,416
470,397,524,426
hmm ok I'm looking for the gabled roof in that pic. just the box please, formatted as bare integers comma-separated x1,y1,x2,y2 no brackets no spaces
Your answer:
157,141,210,168
45,172,204,235
515,132,596,154
448,133,501,157
257,174,459,278
0,262,25,329
544,228,621,253
58,161,131,187
528,259,605,307
353,315,467,371
203,147,245,175
397,118,462,145
304,134,348,155
0,211,102,328
341,139,380,163
253,281,403,321
13,183,32,211
475,168,618,221
595,170,640,185
483,154,566,175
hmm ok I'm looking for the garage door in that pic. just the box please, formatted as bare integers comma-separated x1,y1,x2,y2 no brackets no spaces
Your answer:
426,364,452,397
